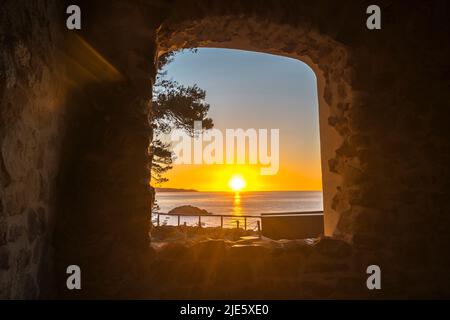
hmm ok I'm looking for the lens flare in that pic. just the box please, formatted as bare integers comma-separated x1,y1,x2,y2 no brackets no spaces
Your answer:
229,174,246,192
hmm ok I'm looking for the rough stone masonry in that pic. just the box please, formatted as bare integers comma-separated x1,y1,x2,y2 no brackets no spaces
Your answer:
1,0,450,299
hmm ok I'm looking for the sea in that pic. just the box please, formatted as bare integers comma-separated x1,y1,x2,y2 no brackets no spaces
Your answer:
154,191,323,230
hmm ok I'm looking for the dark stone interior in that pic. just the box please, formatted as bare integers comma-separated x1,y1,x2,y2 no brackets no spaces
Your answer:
1,0,450,298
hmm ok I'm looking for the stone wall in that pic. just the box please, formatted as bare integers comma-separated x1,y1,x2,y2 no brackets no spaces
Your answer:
0,0,67,298
1,0,450,298
156,14,352,238
156,0,450,296
145,236,378,299
49,0,162,299
53,82,152,298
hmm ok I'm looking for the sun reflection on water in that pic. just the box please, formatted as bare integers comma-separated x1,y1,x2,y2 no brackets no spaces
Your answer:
231,192,245,228
232,192,242,215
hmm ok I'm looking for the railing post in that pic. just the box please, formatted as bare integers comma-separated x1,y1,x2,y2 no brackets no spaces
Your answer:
244,217,247,230
198,216,201,228
221,216,223,228
177,215,180,226
236,220,240,229
157,213,160,227
257,220,261,238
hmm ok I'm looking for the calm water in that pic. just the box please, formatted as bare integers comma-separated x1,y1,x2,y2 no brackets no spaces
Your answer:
154,191,323,229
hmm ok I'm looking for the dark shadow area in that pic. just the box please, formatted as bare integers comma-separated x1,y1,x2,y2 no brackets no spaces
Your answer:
54,82,152,298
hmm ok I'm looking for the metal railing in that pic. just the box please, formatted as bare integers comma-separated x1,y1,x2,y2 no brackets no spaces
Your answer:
154,212,262,231
153,210,324,231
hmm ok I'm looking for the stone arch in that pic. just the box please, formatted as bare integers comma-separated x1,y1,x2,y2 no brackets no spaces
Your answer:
156,15,354,237
4,0,449,299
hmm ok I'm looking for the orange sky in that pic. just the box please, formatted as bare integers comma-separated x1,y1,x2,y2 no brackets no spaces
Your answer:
156,48,322,192
162,163,322,191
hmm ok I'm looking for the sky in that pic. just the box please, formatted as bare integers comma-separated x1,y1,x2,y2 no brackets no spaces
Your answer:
158,48,322,191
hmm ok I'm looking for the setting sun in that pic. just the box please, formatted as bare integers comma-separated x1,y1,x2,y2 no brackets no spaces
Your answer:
228,175,246,192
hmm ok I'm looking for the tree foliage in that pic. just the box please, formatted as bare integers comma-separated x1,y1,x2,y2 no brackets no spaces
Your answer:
149,50,214,184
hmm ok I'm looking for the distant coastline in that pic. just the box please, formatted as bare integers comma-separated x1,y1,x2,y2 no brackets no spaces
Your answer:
155,190,324,218
156,188,322,193
155,187,198,192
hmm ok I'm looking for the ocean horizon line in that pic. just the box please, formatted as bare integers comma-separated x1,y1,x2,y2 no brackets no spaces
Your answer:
157,189,323,193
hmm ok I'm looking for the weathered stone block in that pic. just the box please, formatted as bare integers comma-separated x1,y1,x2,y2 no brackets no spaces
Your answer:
279,239,314,256
228,244,271,260
299,279,335,297
190,239,227,260
312,237,353,259
304,253,349,273
0,247,10,270
0,219,7,246
0,155,12,188
157,242,188,261
7,224,23,243
26,208,39,243
349,134,371,150
22,274,37,299
16,248,31,271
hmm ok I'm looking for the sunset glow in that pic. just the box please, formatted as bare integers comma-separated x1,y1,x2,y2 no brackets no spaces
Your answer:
229,175,246,192
158,49,323,192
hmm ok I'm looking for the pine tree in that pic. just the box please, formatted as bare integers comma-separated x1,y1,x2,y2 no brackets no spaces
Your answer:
149,50,213,184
